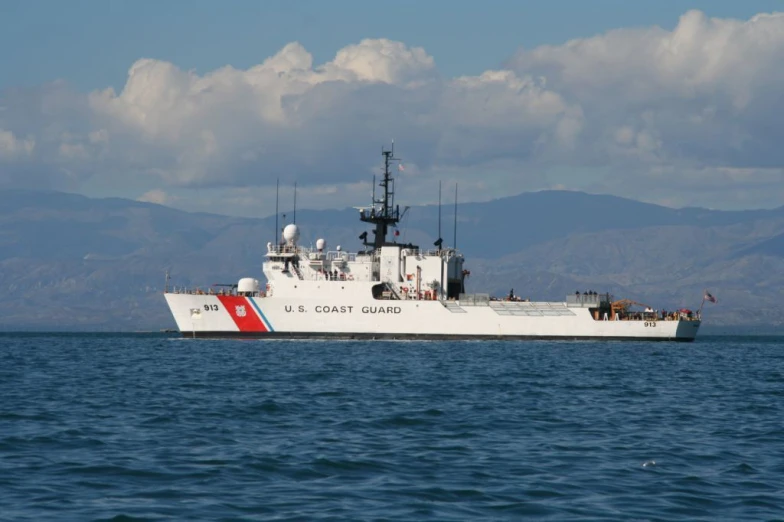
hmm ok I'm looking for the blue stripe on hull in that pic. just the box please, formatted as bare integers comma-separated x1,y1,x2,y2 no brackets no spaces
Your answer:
246,297,275,332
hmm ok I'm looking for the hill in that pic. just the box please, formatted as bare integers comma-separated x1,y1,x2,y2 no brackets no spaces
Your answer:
0,189,782,330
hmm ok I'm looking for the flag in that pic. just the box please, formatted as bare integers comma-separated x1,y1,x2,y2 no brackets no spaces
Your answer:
704,291,717,303
398,163,405,172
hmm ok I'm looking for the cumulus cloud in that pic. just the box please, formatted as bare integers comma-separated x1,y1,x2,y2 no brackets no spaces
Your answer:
0,129,35,159
137,189,169,205
1,12,783,214
506,10,784,169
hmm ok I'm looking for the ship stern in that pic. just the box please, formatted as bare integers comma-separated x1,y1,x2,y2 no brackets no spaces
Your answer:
675,319,701,341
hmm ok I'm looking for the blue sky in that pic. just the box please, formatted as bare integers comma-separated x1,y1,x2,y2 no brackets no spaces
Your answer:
2,0,780,91
1,1,783,216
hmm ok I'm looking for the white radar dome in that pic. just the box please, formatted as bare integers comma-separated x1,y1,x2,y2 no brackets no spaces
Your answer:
316,238,326,251
283,223,300,243
237,278,260,294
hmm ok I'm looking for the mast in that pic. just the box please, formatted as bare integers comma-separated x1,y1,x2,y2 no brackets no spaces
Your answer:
275,178,280,245
293,181,297,224
438,180,442,248
438,180,444,300
453,183,458,250
453,183,459,282
359,142,401,249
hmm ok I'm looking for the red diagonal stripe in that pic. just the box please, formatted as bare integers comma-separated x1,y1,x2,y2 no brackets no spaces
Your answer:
217,295,267,332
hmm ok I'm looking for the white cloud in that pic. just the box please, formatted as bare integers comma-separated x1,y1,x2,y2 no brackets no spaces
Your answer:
505,10,784,170
328,39,436,84
0,129,34,159
137,189,169,205
1,12,784,214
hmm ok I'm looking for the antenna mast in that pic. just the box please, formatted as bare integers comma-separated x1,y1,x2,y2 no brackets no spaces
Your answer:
293,181,297,224
453,183,458,250
359,142,401,249
452,183,459,285
275,178,280,245
438,180,444,300
438,181,442,248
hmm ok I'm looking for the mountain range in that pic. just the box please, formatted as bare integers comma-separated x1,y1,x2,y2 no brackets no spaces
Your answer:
1,188,782,332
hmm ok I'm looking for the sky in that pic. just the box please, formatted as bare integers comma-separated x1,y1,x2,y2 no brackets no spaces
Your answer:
1,0,783,217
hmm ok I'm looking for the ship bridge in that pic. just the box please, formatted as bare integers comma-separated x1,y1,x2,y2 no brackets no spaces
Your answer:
263,234,466,301
262,143,467,301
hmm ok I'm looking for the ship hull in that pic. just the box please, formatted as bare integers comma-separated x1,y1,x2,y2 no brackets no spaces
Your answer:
165,292,700,342
183,331,695,342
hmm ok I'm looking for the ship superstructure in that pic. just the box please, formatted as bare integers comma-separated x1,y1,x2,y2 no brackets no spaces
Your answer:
164,145,702,341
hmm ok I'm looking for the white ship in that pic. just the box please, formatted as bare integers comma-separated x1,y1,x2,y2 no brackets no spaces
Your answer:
164,145,702,342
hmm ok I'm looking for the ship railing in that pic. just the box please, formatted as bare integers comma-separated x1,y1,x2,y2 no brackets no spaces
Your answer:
266,245,299,255
380,283,403,300
266,244,453,262
599,311,700,322
326,251,358,262
457,293,491,306
168,286,252,297
402,247,461,258
309,270,356,282
566,294,604,306
266,244,366,263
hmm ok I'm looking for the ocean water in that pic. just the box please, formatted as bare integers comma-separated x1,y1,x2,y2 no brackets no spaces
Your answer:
1,334,783,521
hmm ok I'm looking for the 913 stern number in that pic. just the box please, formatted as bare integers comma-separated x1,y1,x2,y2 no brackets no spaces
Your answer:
644,321,657,327
203,304,220,311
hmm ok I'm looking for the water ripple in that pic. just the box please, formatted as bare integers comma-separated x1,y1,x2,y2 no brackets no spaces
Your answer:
0,333,783,520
